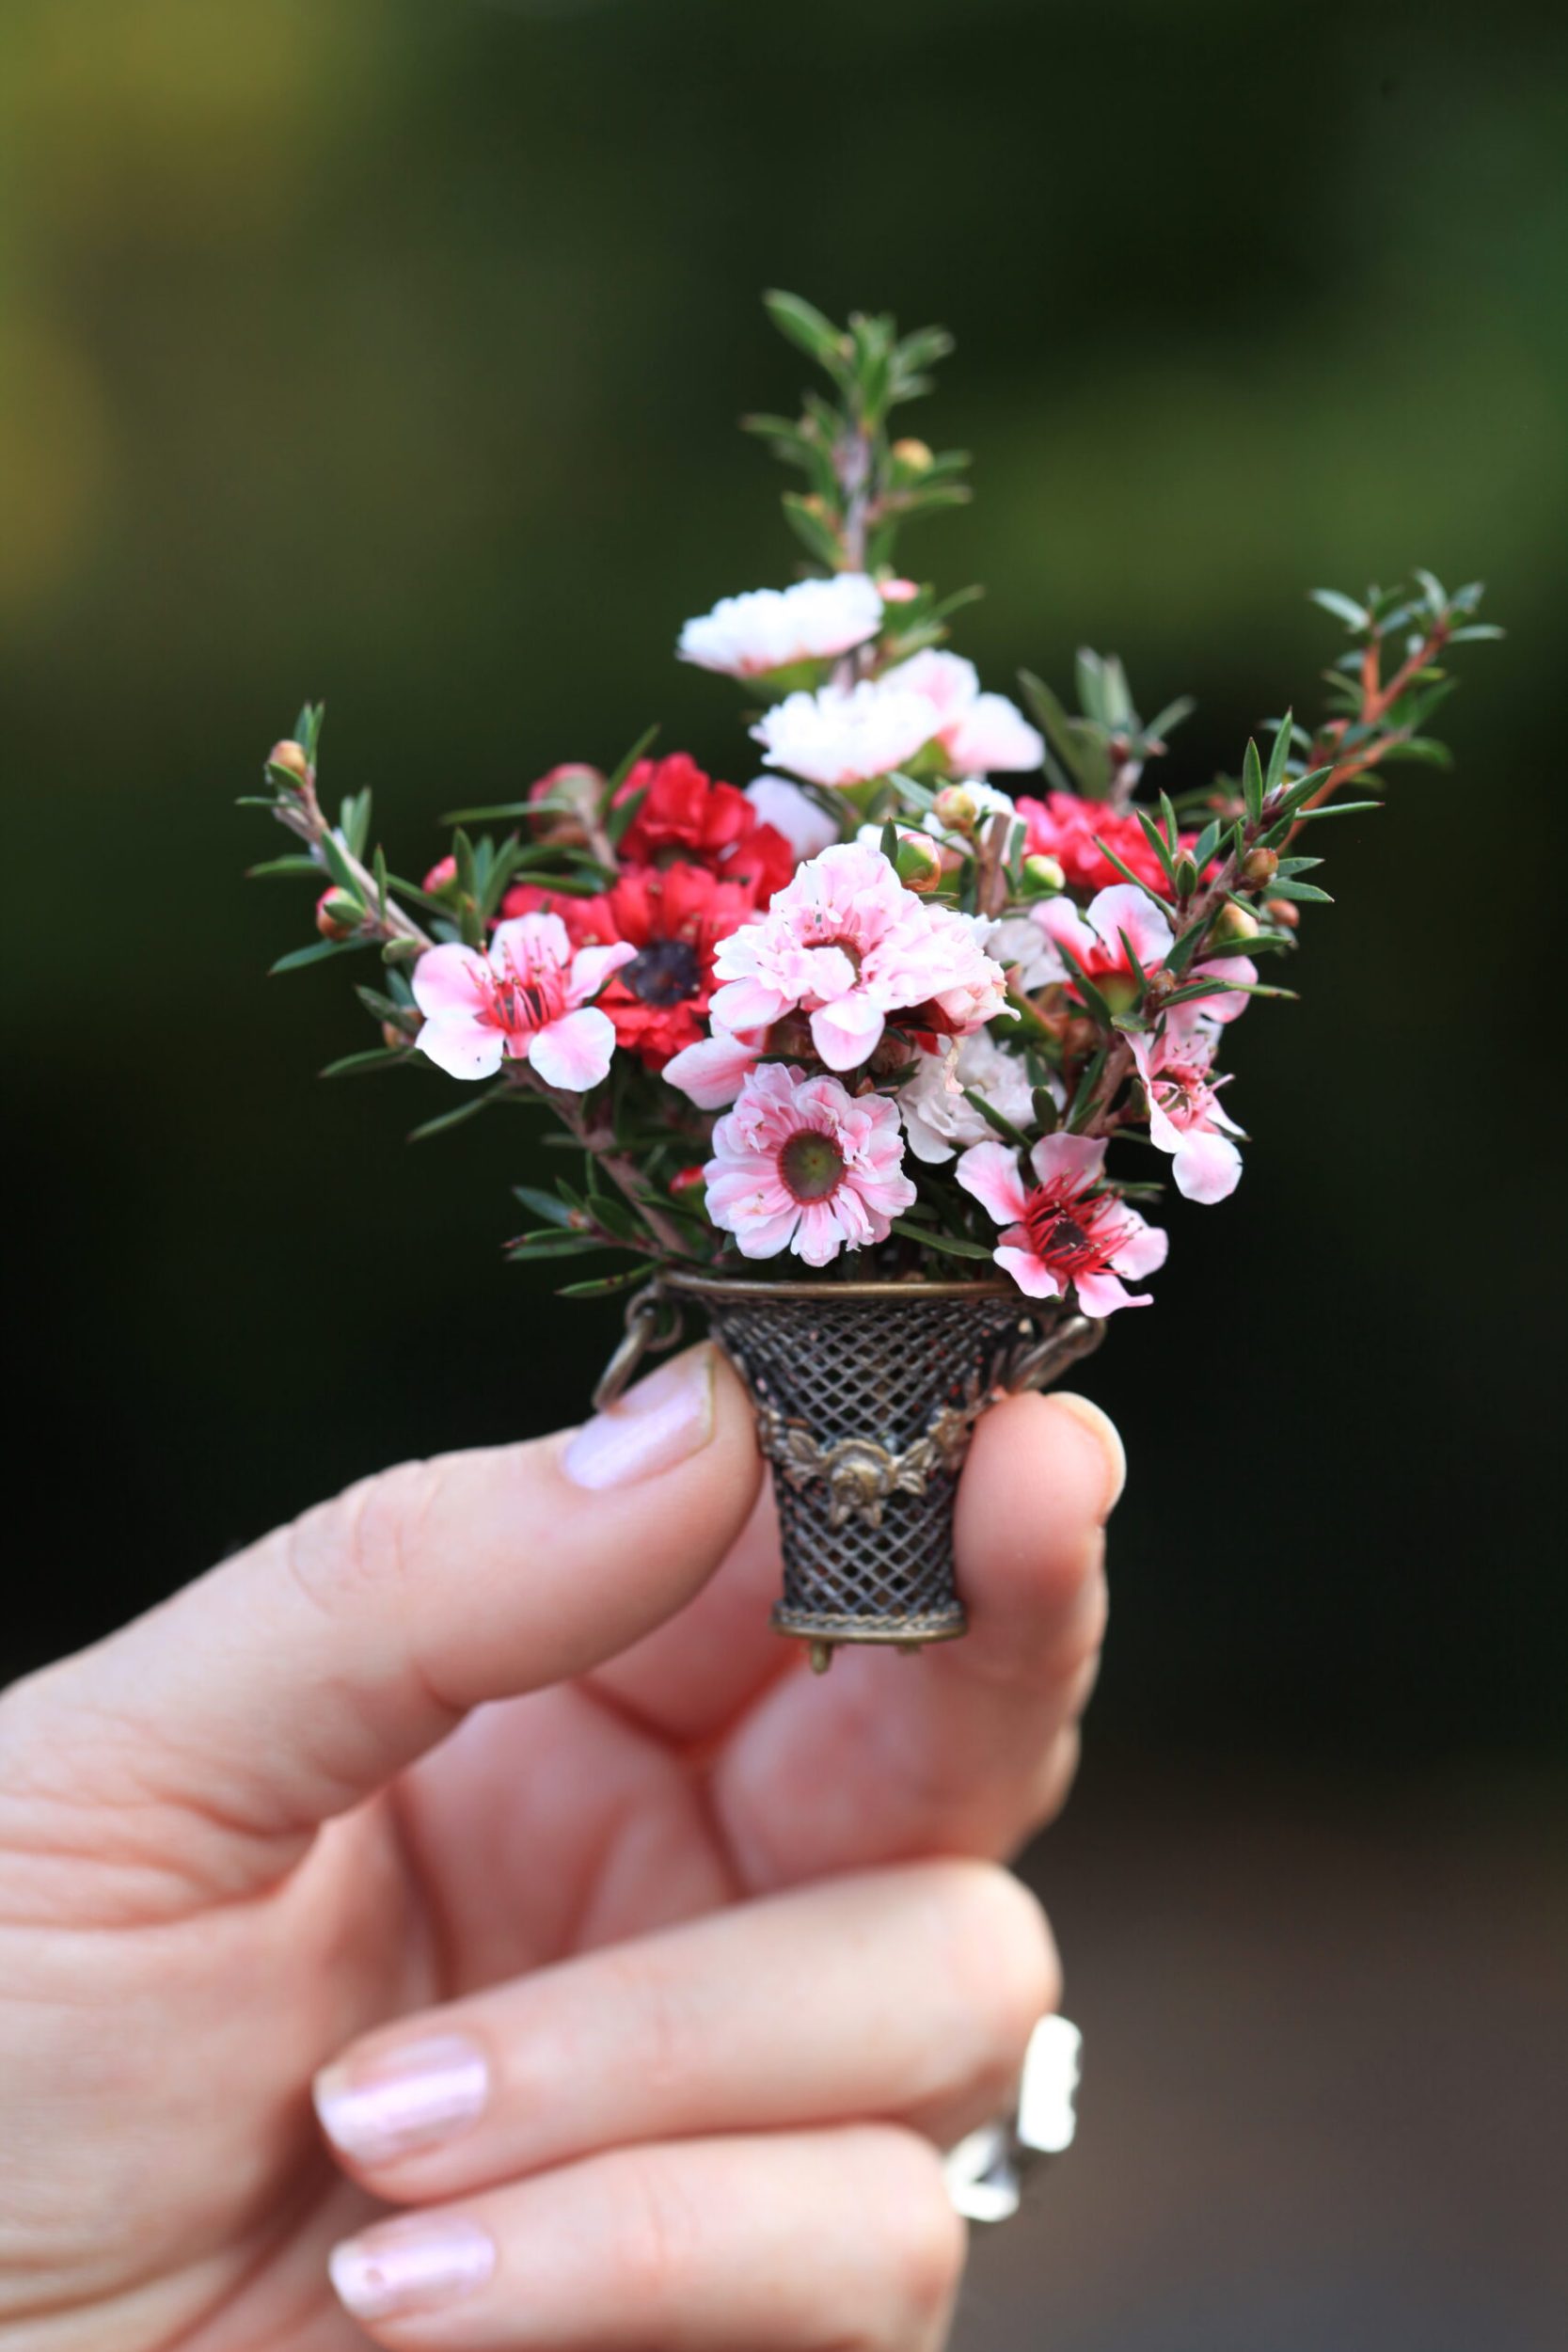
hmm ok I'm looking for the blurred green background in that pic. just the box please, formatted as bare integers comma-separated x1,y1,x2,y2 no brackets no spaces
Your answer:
3,3,1564,2341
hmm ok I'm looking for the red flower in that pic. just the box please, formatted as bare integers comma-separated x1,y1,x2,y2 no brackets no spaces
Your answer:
614,754,795,898
1015,790,1196,898
551,863,761,1069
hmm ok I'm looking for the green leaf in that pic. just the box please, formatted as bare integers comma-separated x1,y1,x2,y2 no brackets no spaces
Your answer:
1259,877,1333,902
1145,695,1196,744
763,289,849,372
1065,1045,1109,1133
1291,800,1383,823
782,492,844,568
1265,711,1293,795
960,1088,1031,1150
317,830,362,898
407,1092,499,1142
319,1046,407,1078
1309,588,1370,629
1241,738,1265,826
606,785,649,849
1093,834,1171,909
889,1219,996,1261
1448,623,1505,644
1052,939,1114,1028
556,1268,657,1297
512,1184,578,1230
269,937,364,976
246,853,321,880
603,721,661,801
1132,809,1179,890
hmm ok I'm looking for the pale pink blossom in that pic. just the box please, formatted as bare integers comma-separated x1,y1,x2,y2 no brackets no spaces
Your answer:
883,650,1045,774
662,1024,761,1108
899,1027,1052,1165
677,573,884,677
957,1131,1167,1314
708,841,1008,1073
411,913,633,1089
752,677,938,788
1031,882,1258,1019
703,1063,917,1267
743,775,841,862
1129,1017,1243,1203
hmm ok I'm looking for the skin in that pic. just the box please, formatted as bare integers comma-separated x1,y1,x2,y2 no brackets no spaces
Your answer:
0,1345,1121,2352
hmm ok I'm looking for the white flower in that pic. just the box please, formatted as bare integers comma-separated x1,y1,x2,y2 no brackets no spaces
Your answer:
899,1028,1051,1164
677,574,884,678
751,678,939,789
744,776,841,862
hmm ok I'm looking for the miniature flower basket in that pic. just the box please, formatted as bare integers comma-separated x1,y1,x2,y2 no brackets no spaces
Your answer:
245,291,1498,1669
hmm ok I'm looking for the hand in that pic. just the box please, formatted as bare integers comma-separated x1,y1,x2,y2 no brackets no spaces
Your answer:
0,1343,1121,2351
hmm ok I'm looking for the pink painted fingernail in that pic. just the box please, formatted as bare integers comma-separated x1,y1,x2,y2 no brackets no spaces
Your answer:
562,1343,716,1490
1049,1391,1127,1519
314,2033,488,2166
329,2215,496,2323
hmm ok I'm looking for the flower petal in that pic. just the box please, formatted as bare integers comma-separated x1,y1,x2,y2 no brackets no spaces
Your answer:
956,1139,1031,1227
413,1016,505,1082
1107,1213,1168,1279
411,942,489,1021
1085,882,1173,969
490,911,572,971
527,1005,617,1092
570,941,638,1002
662,1029,760,1108
1073,1270,1148,1315
1027,1131,1107,1191
993,1243,1065,1299
1172,1129,1243,1204
809,993,886,1072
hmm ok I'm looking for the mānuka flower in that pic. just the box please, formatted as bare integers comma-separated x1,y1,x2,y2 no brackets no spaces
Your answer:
410,913,633,1089
703,1063,917,1268
957,1133,1167,1314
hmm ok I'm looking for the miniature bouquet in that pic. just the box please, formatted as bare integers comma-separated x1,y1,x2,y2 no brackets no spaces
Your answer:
245,293,1497,1668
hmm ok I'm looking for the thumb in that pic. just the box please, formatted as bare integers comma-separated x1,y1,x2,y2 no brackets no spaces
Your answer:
3,1343,759,1899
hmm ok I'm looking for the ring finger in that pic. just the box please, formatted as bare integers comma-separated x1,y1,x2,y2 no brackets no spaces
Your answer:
314,1860,1056,2207
328,2124,966,2351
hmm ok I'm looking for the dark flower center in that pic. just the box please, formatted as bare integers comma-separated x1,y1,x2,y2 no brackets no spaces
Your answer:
779,1129,845,1203
621,939,703,1006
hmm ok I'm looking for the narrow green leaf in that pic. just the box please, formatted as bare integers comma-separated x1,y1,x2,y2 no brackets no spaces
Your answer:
1309,588,1370,629
407,1092,499,1142
319,1046,406,1078
1242,739,1265,826
889,1219,997,1262
269,937,364,976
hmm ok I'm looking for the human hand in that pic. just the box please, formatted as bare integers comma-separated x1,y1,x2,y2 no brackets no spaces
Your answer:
0,1343,1120,2350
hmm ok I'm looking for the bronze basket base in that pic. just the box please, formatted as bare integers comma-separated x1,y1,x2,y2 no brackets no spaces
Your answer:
772,1600,969,1675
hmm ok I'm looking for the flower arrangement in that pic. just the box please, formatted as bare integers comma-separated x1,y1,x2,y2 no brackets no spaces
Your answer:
245,293,1497,1661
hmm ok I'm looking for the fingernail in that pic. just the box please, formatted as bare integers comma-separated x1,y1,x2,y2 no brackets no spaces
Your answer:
562,1343,716,1490
1048,1392,1126,1520
329,2215,496,2323
314,2032,488,2166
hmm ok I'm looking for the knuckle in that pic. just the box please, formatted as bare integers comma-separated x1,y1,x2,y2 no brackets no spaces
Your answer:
282,1457,441,1616
937,1861,1060,2074
608,2151,702,2315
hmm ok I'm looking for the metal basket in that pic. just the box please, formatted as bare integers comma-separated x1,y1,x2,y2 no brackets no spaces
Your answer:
600,1275,1104,1671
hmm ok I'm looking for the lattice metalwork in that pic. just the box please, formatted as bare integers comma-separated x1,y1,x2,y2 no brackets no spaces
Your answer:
677,1282,1064,1661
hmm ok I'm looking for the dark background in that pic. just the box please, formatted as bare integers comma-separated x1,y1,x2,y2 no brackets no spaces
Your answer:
4,3,1564,2344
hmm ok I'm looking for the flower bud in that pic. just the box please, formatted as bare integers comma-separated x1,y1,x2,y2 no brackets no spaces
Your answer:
878,576,920,604
892,438,933,472
933,783,985,836
1241,846,1279,887
1265,896,1301,929
669,1164,707,1197
529,762,605,848
268,739,311,787
315,887,361,941
381,1019,411,1051
1022,851,1067,897
1173,855,1199,897
422,853,458,894
1212,900,1259,945
894,832,945,894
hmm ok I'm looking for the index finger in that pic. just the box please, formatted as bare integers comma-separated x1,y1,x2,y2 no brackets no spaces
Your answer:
706,1388,1122,1888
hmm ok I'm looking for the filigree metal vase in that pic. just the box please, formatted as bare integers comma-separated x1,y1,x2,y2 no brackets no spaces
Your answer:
608,1275,1104,1671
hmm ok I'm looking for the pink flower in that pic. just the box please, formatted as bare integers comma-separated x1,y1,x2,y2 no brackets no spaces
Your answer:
703,1063,917,1267
898,1028,1047,1165
883,651,1045,774
957,1131,1167,1313
708,841,1008,1073
1128,1015,1243,1203
410,913,634,1089
662,1024,763,1108
1031,883,1257,1021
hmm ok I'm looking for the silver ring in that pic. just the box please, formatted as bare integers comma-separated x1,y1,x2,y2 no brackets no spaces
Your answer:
942,2014,1081,2224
